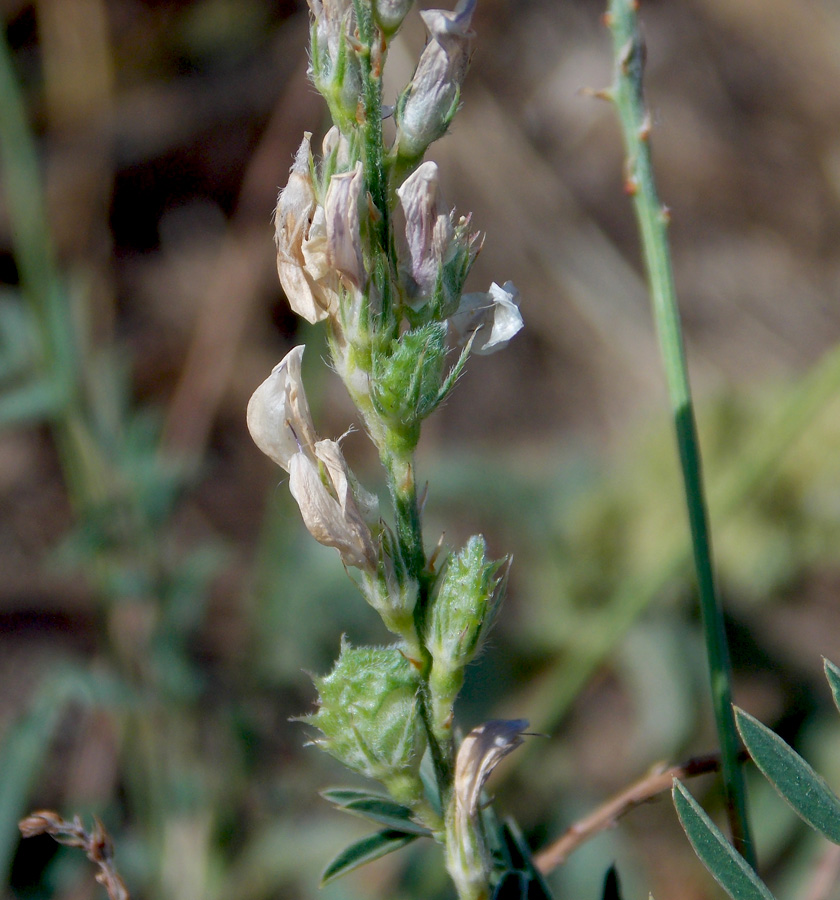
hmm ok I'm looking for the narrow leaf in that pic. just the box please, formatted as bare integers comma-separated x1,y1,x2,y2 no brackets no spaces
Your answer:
320,829,418,885
735,707,840,844
602,864,623,900
320,788,431,836
493,870,528,900
672,780,775,900
824,659,840,716
499,819,555,899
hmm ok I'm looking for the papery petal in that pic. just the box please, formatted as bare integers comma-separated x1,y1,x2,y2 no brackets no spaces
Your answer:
246,345,317,471
289,443,376,570
454,719,529,820
274,135,340,323
397,161,452,300
275,134,315,263
325,162,365,289
301,206,330,281
277,259,336,324
449,281,523,354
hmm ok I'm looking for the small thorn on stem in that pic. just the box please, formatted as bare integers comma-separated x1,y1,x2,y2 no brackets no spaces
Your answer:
580,86,614,103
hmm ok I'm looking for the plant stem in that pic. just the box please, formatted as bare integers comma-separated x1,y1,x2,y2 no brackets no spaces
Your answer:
606,0,755,866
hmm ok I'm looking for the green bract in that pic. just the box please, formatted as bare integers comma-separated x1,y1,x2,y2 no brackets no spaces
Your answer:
303,640,426,802
371,324,448,451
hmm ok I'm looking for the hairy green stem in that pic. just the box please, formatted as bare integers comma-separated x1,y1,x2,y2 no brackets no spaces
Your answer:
606,0,755,865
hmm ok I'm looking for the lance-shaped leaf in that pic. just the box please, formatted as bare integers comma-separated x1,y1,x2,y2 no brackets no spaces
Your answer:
321,788,432,836
321,829,418,885
735,707,840,844
825,658,840,715
673,780,776,900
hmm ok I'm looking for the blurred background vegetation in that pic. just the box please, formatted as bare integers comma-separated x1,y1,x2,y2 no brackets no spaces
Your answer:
3,0,840,898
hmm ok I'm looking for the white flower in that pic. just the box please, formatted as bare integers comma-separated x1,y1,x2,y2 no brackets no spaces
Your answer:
448,281,523,354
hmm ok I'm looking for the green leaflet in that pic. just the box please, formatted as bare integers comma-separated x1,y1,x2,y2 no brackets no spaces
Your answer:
320,788,432,836
320,829,418,885
824,658,840,716
735,706,840,844
672,780,775,900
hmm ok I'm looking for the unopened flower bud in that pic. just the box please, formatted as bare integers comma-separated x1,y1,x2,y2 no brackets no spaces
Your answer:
307,0,362,128
426,536,507,731
325,161,365,289
374,0,414,36
448,280,523,354
302,640,427,805
321,125,352,172
361,529,420,652
246,345,317,471
275,134,340,323
394,0,476,161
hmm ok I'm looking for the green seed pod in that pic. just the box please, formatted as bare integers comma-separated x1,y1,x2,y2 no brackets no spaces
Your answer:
302,639,426,803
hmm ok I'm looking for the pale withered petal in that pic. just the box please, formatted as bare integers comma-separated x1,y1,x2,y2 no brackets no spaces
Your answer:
301,205,330,281
454,719,529,819
246,345,317,471
275,134,316,261
289,440,377,570
325,161,365,289
275,134,339,323
396,0,476,159
448,281,523,354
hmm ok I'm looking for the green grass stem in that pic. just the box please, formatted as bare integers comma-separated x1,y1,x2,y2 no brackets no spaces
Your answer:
606,0,754,864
